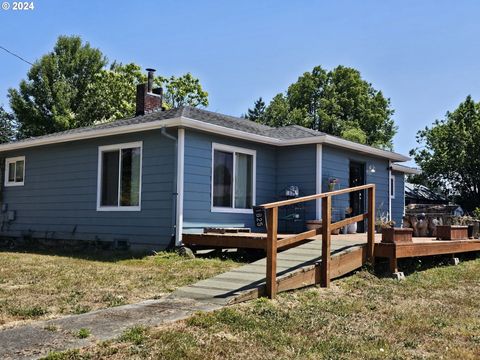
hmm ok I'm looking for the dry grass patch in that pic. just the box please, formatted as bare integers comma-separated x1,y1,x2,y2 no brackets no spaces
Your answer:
0,250,239,327
50,255,480,360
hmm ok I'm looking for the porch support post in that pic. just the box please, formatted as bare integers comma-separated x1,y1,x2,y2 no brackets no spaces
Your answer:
320,195,332,287
266,207,278,299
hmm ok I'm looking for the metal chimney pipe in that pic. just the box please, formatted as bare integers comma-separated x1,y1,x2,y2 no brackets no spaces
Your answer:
146,68,156,93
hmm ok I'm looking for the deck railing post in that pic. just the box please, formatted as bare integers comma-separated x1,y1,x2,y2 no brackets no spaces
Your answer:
367,186,376,263
266,207,278,299
320,195,332,287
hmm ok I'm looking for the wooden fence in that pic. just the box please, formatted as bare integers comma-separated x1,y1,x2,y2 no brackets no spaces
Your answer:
259,184,376,299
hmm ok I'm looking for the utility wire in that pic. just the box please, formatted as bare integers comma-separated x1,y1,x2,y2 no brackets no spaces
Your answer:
0,45,34,66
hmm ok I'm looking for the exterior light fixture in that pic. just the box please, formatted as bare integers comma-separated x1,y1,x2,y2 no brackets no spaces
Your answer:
368,164,376,174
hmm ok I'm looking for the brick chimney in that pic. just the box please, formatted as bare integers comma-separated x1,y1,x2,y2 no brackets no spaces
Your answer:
135,68,164,116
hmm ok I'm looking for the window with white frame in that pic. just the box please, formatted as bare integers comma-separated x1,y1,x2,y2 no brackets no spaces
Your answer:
5,156,25,186
97,142,142,211
212,143,256,213
390,175,396,199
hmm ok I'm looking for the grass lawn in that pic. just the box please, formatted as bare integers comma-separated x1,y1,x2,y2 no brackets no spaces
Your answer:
45,254,480,360
0,250,240,327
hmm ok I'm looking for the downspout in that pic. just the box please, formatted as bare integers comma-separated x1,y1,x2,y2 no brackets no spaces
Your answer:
160,127,179,247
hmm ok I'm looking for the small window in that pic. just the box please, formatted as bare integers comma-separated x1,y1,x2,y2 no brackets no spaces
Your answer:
390,175,396,199
212,143,256,213
5,156,25,186
97,142,142,211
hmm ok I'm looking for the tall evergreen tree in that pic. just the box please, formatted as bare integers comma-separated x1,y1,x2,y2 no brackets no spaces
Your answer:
245,97,266,122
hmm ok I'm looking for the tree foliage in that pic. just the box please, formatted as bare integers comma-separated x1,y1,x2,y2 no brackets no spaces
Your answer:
158,73,209,108
410,96,480,211
244,97,266,122
9,35,208,138
0,106,16,143
249,65,397,149
9,36,106,138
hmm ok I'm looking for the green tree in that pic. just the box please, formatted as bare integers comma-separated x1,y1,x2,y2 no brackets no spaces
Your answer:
158,73,209,108
245,97,266,122
77,62,145,124
0,106,16,143
410,96,480,211
9,35,209,138
250,65,397,149
9,35,107,138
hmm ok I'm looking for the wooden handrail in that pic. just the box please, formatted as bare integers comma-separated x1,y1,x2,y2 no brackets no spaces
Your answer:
260,184,375,209
262,183,376,299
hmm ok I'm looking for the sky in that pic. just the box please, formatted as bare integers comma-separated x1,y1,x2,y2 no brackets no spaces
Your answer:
1,0,479,162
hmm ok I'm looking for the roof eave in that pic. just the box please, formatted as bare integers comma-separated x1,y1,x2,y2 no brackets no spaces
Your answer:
391,163,422,175
0,115,410,162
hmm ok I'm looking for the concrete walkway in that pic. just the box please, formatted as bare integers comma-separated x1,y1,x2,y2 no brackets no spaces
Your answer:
0,235,367,359
0,298,221,360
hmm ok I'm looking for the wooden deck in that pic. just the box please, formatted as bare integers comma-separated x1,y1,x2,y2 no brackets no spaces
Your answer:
182,185,480,300
179,232,480,302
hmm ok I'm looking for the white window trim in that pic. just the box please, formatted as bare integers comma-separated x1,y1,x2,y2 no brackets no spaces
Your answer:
5,156,25,187
211,143,256,214
96,141,143,212
390,174,396,200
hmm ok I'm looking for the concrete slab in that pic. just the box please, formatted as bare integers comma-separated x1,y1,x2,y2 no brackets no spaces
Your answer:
0,298,221,360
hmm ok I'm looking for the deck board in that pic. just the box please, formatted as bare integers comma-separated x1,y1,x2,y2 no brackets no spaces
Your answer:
171,236,366,305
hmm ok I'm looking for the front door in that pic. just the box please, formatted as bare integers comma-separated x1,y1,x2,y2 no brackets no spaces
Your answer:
349,161,366,232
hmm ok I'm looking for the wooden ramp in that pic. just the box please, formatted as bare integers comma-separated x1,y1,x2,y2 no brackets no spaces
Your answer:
171,236,367,305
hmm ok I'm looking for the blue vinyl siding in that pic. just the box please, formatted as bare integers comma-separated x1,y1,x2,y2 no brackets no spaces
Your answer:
322,145,390,222
183,130,277,233
0,124,407,247
391,171,405,226
0,130,176,250
276,145,317,222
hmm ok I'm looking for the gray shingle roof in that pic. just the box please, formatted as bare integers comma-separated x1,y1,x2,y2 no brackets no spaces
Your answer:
1,106,409,162
9,106,325,144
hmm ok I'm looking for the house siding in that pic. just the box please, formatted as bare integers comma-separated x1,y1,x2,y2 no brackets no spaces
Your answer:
391,171,405,226
183,129,277,233
322,145,390,223
276,145,317,232
0,129,176,250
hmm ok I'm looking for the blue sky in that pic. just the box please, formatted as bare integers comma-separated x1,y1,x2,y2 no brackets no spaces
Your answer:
1,0,479,160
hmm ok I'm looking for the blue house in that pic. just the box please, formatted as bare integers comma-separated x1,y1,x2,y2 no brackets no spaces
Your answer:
0,77,417,251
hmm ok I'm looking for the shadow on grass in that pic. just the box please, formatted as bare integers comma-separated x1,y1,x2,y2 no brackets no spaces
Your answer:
0,243,260,264
0,246,146,262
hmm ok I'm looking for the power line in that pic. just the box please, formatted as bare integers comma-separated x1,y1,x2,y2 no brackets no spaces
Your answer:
0,45,34,66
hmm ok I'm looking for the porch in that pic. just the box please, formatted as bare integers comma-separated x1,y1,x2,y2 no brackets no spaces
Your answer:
181,184,480,300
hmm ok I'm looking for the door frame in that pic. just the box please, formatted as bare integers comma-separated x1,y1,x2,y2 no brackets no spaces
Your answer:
349,160,366,232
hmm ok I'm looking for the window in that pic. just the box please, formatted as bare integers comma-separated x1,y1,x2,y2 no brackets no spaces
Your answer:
212,143,256,213
390,175,396,199
97,142,142,211
5,156,25,186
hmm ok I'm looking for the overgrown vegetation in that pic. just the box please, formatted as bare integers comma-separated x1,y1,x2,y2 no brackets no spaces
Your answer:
410,95,480,212
0,250,239,327
42,254,480,360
